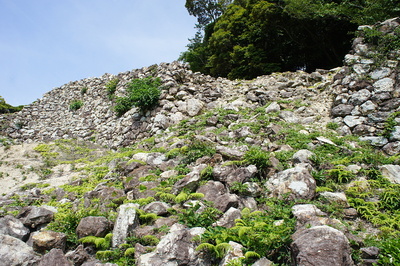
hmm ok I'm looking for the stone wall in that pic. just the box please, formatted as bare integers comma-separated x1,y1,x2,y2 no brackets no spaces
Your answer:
0,61,334,148
331,18,400,154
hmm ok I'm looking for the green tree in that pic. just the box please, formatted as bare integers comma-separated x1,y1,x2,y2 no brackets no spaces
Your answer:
185,0,233,28
181,0,400,80
283,0,400,25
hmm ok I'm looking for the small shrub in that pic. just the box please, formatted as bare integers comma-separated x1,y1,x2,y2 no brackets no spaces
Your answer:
243,146,270,175
106,78,119,100
326,122,339,130
378,237,400,265
69,100,83,111
178,202,222,227
181,140,216,164
114,77,161,116
47,202,102,246
81,87,88,95
381,111,400,138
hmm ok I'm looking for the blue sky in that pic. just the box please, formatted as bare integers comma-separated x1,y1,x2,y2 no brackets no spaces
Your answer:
0,0,197,105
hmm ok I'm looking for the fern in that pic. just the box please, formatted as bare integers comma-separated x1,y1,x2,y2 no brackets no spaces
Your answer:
238,227,252,242
96,250,115,261
189,192,205,200
226,258,244,266
244,251,261,259
234,219,247,227
241,208,251,216
196,243,216,252
215,243,232,259
79,233,112,250
141,235,160,246
124,247,136,257
175,191,189,204
155,192,176,202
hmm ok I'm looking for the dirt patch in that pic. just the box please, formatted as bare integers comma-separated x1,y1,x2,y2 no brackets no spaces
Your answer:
0,143,80,195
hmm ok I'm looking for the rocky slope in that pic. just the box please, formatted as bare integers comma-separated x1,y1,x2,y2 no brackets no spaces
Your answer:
0,18,400,266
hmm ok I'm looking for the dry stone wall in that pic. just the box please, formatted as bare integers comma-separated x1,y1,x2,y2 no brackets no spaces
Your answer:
1,62,335,148
331,18,400,154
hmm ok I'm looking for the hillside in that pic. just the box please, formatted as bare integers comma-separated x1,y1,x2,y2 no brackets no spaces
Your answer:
0,18,400,266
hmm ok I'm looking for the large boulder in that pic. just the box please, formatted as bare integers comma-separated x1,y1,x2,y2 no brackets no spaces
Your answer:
17,206,54,229
291,225,354,266
172,164,208,193
292,204,344,231
38,248,72,266
214,193,240,212
379,164,400,184
0,215,30,241
213,207,241,228
112,203,140,248
143,201,171,216
0,234,39,266
31,230,67,254
196,181,226,202
214,165,258,186
65,244,91,266
265,164,316,200
136,224,206,266
76,216,112,240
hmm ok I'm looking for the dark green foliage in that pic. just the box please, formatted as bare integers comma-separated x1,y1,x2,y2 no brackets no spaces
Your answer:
182,0,400,79
81,87,88,95
178,202,222,227
185,0,231,27
69,100,83,111
182,0,356,79
106,78,119,100
377,237,400,265
283,0,400,25
229,181,249,195
198,199,295,264
47,202,103,246
243,146,270,170
326,122,339,130
381,111,400,138
0,96,23,114
114,77,161,116
114,97,133,117
181,139,216,164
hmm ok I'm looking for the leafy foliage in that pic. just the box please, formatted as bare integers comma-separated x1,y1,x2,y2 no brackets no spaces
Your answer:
180,139,216,164
182,0,400,79
106,78,119,100
182,0,357,79
79,233,113,250
114,77,161,116
0,96,23,114
69,100,84,111
47,202,103,246
178,202,222,227
243,146,270,174
198,199,295,264
185,0,232,27
377,236,400,265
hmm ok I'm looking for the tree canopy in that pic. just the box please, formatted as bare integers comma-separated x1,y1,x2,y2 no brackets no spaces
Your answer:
185,0,233,28
181,0,400,79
